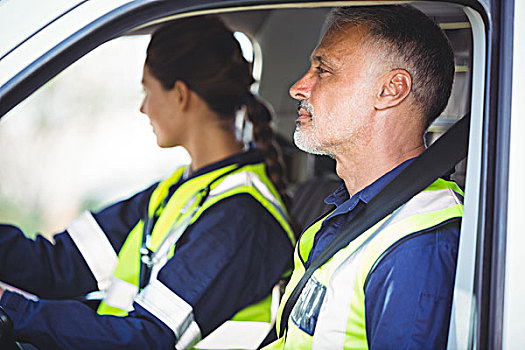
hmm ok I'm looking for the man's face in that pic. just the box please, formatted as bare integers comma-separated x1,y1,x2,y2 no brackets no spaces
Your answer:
290,24,383,156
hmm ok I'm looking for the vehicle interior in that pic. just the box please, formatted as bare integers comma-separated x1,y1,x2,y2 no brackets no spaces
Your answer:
0,0,506,348
123,3,473,228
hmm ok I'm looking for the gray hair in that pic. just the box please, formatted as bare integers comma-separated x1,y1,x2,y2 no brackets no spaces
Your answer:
326,5,455,127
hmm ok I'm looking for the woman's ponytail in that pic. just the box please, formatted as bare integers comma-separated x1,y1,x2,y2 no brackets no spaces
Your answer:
245,97,290,209
148,15,291,211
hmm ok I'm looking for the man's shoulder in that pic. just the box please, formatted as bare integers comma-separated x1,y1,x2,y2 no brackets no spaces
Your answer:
364,219,460,349
365,218,461,291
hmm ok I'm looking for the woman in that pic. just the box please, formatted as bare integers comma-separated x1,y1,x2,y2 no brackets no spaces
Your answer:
0,16,295,349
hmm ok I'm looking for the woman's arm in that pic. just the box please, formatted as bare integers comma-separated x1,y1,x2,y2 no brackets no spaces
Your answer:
137,194,293,339
0,193,292,349
0,184,156,299
0,225,97,299
0,290,174,349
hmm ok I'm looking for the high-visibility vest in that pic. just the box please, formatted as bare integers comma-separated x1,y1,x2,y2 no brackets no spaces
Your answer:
97,162,295,348
265,178,463,349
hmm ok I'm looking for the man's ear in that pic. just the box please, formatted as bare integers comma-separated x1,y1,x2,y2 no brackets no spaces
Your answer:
375,69,412,110
172,80,191,111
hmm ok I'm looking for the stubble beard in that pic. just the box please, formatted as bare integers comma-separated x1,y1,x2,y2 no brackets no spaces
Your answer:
294,126,330,156
293,101,332,156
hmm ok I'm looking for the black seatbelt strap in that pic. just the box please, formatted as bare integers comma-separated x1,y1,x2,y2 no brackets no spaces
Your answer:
278,114,470,337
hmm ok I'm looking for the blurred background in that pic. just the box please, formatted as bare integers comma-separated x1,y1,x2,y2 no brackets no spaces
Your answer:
0,35,190,238
0,29,258,239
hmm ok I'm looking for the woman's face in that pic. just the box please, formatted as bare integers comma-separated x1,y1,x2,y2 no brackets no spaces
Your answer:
140,65,187,147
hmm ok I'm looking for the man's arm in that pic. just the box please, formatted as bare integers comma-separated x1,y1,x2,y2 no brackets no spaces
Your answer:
364,220,460,349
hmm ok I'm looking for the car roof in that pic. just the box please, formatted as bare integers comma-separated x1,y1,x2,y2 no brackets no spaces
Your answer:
0,1,481,121
0,0,84,59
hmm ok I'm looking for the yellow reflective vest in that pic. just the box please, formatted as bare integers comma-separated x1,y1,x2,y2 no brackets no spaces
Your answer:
265,178,463,349
97,161,295,348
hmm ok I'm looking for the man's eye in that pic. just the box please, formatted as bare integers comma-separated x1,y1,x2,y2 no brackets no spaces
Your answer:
315,66,328,74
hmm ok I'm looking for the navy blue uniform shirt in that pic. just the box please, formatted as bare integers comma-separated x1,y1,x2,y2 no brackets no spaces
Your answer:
0,150,293,349
305,159,460,349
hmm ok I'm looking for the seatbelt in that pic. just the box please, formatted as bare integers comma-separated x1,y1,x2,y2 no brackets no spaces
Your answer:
278,114,471,338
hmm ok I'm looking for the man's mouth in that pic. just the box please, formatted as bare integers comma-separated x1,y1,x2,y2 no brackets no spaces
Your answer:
296,101,313,124
297,109,312,122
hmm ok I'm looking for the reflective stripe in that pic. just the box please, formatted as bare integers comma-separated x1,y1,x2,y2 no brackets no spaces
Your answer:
389,188,463,227
67,211,118,291
311,187,463,348
176,321,202,350
136,279,202,343
195,284,281,349
210,171,271,196
194,321,272,350
103,276,137,312
313,243,368,349
203,168,295,245
0,281,38,301
98,163,293,349
271,284,281,324
148,212,197,283
249,172,289,220
276,179,463,348
210,171,282,213
247,172,280,207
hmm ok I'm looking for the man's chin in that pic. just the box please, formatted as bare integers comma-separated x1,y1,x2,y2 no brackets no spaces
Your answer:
293,131,330,156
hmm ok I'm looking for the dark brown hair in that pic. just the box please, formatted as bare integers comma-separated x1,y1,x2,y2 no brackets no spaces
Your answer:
145,15,289,206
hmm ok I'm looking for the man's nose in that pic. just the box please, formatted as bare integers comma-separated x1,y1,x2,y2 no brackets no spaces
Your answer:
289,73,311,100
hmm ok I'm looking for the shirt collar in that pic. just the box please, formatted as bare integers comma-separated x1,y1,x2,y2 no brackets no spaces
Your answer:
184,148,263,182
324,158,416,215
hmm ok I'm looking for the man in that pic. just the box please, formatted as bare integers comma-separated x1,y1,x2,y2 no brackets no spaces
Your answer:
265,5,463,349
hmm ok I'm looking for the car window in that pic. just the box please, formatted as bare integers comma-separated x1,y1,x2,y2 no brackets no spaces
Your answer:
0,35,190,237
